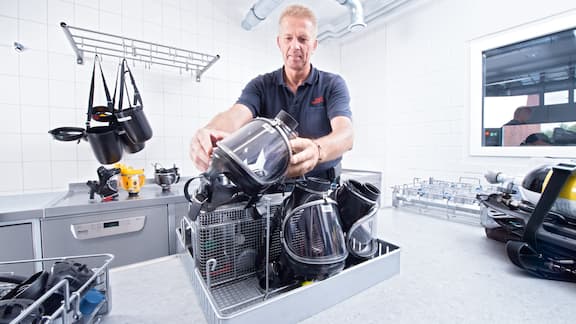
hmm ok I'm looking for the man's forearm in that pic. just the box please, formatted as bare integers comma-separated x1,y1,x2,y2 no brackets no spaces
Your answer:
313,116,354,162
206,104,253,133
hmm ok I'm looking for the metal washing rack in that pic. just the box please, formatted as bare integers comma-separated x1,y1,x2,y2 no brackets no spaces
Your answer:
60,22,220,81
391,177,500,224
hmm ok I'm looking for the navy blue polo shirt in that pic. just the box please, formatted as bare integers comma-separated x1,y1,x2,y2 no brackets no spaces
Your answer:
236,65,352,177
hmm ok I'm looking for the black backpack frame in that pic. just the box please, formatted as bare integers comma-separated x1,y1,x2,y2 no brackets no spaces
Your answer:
479,162,576,282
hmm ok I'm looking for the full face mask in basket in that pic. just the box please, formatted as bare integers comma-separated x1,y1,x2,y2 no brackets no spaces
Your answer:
185,110,298,217
280,177,348,281
333,179,381,264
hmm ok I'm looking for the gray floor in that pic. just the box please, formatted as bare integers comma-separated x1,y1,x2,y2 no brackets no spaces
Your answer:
103,208,575,323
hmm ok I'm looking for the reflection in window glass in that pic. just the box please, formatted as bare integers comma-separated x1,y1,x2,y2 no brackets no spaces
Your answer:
482,26,576,146
484,96,528,128
544,90,569,105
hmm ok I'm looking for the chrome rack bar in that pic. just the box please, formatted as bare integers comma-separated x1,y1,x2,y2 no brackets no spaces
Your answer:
60,22,220,81
61,22,85,64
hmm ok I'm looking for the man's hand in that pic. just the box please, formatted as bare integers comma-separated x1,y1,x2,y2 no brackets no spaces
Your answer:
286,137,321,178
189,128,230,171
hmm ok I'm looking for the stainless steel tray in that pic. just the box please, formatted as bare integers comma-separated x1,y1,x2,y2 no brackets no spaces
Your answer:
177,216,400,324
0,253,114,324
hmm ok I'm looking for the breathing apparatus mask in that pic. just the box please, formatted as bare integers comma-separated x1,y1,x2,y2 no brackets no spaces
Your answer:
184,110,299,218
258,177,348,288
332,179,381,264
281,177,348,280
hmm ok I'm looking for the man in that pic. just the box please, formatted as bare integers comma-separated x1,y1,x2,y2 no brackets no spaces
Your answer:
189,4,354,182
503,106,532,126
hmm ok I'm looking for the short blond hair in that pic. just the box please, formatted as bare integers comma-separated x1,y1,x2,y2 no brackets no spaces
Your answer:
278,4,318,37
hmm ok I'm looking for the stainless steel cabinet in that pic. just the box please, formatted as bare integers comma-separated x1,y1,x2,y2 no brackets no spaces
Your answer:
168,202,188,254
0,222,36,275
42,205,169,268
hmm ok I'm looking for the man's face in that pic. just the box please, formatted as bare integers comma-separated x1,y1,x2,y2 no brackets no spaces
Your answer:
277,16,318,72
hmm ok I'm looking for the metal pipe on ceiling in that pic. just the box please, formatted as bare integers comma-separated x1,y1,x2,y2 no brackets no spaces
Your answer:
240,0,368,34
335,0,367,32
318,0,413,41
241,0,284,30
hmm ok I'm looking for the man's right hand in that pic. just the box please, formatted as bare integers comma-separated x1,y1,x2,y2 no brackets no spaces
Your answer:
189,128,230,172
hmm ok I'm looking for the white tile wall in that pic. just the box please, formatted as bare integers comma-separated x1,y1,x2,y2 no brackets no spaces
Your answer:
19,0,47,24
0,75,20,104
0,104,22,133
0,0,282,195
0,0,18,19
0,163,24,193
0,16,18,47
19,20,48,51
22,133,51,162
0,134,22,163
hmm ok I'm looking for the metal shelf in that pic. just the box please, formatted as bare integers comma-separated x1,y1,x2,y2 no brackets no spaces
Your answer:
60,22,220,81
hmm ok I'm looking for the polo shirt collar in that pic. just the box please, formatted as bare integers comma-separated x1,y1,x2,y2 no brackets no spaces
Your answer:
277,64,318,87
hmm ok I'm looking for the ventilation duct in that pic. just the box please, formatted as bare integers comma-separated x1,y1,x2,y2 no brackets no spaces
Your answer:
318,0,413,41
240,0,367,34
336,0,367,32
241,0,284,31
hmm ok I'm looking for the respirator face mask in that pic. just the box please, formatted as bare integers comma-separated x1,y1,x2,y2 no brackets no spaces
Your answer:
333,179,381,264
280,178,348,280
185,110,298,217
210,110,297,195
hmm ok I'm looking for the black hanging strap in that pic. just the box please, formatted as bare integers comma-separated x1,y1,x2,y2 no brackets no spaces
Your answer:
86,55,114,129
117,59,144,112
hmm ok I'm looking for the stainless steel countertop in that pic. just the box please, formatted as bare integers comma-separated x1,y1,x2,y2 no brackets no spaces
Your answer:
0,192,64,222
0,179,191,222
44,179,189,217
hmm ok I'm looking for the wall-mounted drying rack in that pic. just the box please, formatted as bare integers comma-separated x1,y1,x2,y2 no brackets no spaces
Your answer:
60,22,220,81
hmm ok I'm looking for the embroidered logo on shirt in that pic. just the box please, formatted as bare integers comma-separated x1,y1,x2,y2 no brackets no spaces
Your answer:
311,96,324,105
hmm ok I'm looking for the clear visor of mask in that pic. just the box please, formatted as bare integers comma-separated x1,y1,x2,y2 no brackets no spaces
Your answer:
282,199,348,264
216,110,298,185
346,207,378,258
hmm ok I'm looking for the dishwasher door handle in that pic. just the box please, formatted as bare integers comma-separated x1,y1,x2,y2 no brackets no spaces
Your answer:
70,216,146,240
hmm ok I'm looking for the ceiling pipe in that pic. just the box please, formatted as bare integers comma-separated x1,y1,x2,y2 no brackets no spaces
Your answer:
241,0,284,30
318,0,412,41
335,0,367,32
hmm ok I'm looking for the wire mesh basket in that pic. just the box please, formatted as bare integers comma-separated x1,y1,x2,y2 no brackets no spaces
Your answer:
391,176,500,224
0,253,113,324
184,194,285,288
177,192,401,324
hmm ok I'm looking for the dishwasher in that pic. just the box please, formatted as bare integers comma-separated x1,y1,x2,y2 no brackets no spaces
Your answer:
177,193,400,324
